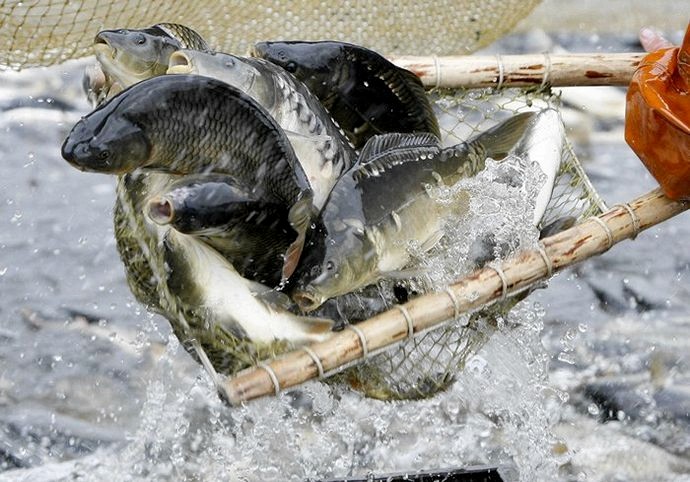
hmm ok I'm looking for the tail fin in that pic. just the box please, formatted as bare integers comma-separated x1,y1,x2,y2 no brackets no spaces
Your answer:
473,111,537,160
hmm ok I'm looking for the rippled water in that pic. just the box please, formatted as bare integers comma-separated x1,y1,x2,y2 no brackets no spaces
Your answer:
2,31,690,482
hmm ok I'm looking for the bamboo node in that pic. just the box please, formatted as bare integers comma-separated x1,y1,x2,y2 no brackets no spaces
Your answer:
395,305,415,338
613,203,640,239
495,53,505,88
590,215,614,249
537,242,554,277
258,362,281,396
302,346,325,378
541,52,552,89
444,287,462,319
489,265,508,300
346,324,369,357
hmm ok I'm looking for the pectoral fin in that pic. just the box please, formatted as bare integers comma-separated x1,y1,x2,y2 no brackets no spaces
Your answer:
283,196,315,281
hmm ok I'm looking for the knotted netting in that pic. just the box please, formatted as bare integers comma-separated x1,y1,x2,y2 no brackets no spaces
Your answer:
1,0,609,401
1,0,540,70
328,87,606,400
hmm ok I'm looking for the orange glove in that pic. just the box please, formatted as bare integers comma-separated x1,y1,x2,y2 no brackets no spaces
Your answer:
625,22,690,200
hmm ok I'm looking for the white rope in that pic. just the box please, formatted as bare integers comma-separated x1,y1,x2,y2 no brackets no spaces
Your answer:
540,51,552,89
258,362,280,396
537,242,554,277
591,216,614,250
495,54,505,89
613,203,641,239
490,265,508,300
346,324,369,358
302,346,324,378
444,287,462,319
395,305,415,338
432,54,442,89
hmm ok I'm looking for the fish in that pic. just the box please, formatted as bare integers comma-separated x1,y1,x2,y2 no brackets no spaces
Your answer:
291,111,537,312
161,228,334,346
514,108,565,226
91,23,210,101
62,74,315,280
113,173,333,375
146,174,293,286
252,40,441,149
166,49,356,210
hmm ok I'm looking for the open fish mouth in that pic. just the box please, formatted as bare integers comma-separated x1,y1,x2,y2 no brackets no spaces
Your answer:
292,289,324,313
146,196,174,225
167,50,194,74
93,35,117,61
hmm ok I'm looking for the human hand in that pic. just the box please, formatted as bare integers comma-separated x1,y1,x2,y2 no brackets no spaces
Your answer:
639,27,674,52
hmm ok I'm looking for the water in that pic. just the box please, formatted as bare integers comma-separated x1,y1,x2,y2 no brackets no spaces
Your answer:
2,37,690,482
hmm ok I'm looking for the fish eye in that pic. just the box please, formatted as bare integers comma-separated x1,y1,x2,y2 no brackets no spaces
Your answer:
98,150,110,160
136,34,146,45
285,61,297,73
325,259,336,272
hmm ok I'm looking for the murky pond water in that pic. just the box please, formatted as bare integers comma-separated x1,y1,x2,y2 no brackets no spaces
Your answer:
2,21,690,482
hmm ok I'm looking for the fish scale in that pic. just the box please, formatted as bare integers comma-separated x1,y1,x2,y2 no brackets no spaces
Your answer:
169,50,356,210
291,112,537,311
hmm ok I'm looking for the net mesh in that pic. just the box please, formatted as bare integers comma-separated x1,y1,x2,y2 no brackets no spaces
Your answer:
332,87,606,400
1,1,609,400
1,0,540,70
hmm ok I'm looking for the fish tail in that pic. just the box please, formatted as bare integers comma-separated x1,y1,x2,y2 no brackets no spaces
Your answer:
474,111,537,161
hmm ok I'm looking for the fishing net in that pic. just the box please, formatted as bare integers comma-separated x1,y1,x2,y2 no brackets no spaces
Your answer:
0,1,608,401
330,87,606,400
1,0,541,70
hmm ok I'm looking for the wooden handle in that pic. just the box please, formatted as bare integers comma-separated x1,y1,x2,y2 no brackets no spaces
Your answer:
388,52,645,88
219,188,687,404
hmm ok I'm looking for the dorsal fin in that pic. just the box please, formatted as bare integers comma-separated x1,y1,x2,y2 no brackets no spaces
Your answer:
359,132,440,163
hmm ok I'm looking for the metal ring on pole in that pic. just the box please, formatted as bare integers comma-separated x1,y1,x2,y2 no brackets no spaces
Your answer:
258,363,280,396
432,54,442,89
490,265,508,300
613,202,641,239
444,287,462,319
495,54,505,89
541,52,552,89
347,324,369,358
395,305,415,338
302,346,324,379
591,216,614,250
537,242,554,277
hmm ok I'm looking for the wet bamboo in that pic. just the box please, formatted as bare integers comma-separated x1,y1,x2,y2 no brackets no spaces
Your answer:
220,188,687,404
388,52,645,88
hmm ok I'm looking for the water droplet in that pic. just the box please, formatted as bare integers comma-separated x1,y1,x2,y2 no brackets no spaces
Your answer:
557,352,576,364
587,403,600,416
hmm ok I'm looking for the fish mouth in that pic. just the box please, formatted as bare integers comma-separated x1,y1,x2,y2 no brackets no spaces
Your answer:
250,42,267,58
167,51,194,74
146,196,174,225
93,33,116,61
292,289,324,313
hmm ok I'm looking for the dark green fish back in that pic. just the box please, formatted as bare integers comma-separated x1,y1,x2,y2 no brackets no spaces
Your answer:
352,112,536,224
255,40,440,148
155,23,212,51
117,74,311,206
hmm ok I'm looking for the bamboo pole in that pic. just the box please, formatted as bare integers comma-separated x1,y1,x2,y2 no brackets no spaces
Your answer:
219,188,687,404
388,52,645,88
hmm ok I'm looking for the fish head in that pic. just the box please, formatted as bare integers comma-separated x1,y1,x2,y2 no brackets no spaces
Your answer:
292,225,378,312
252,41,338,95
146,175,255,233
94,26,181,86
61,102,151,174
167,50,259,95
